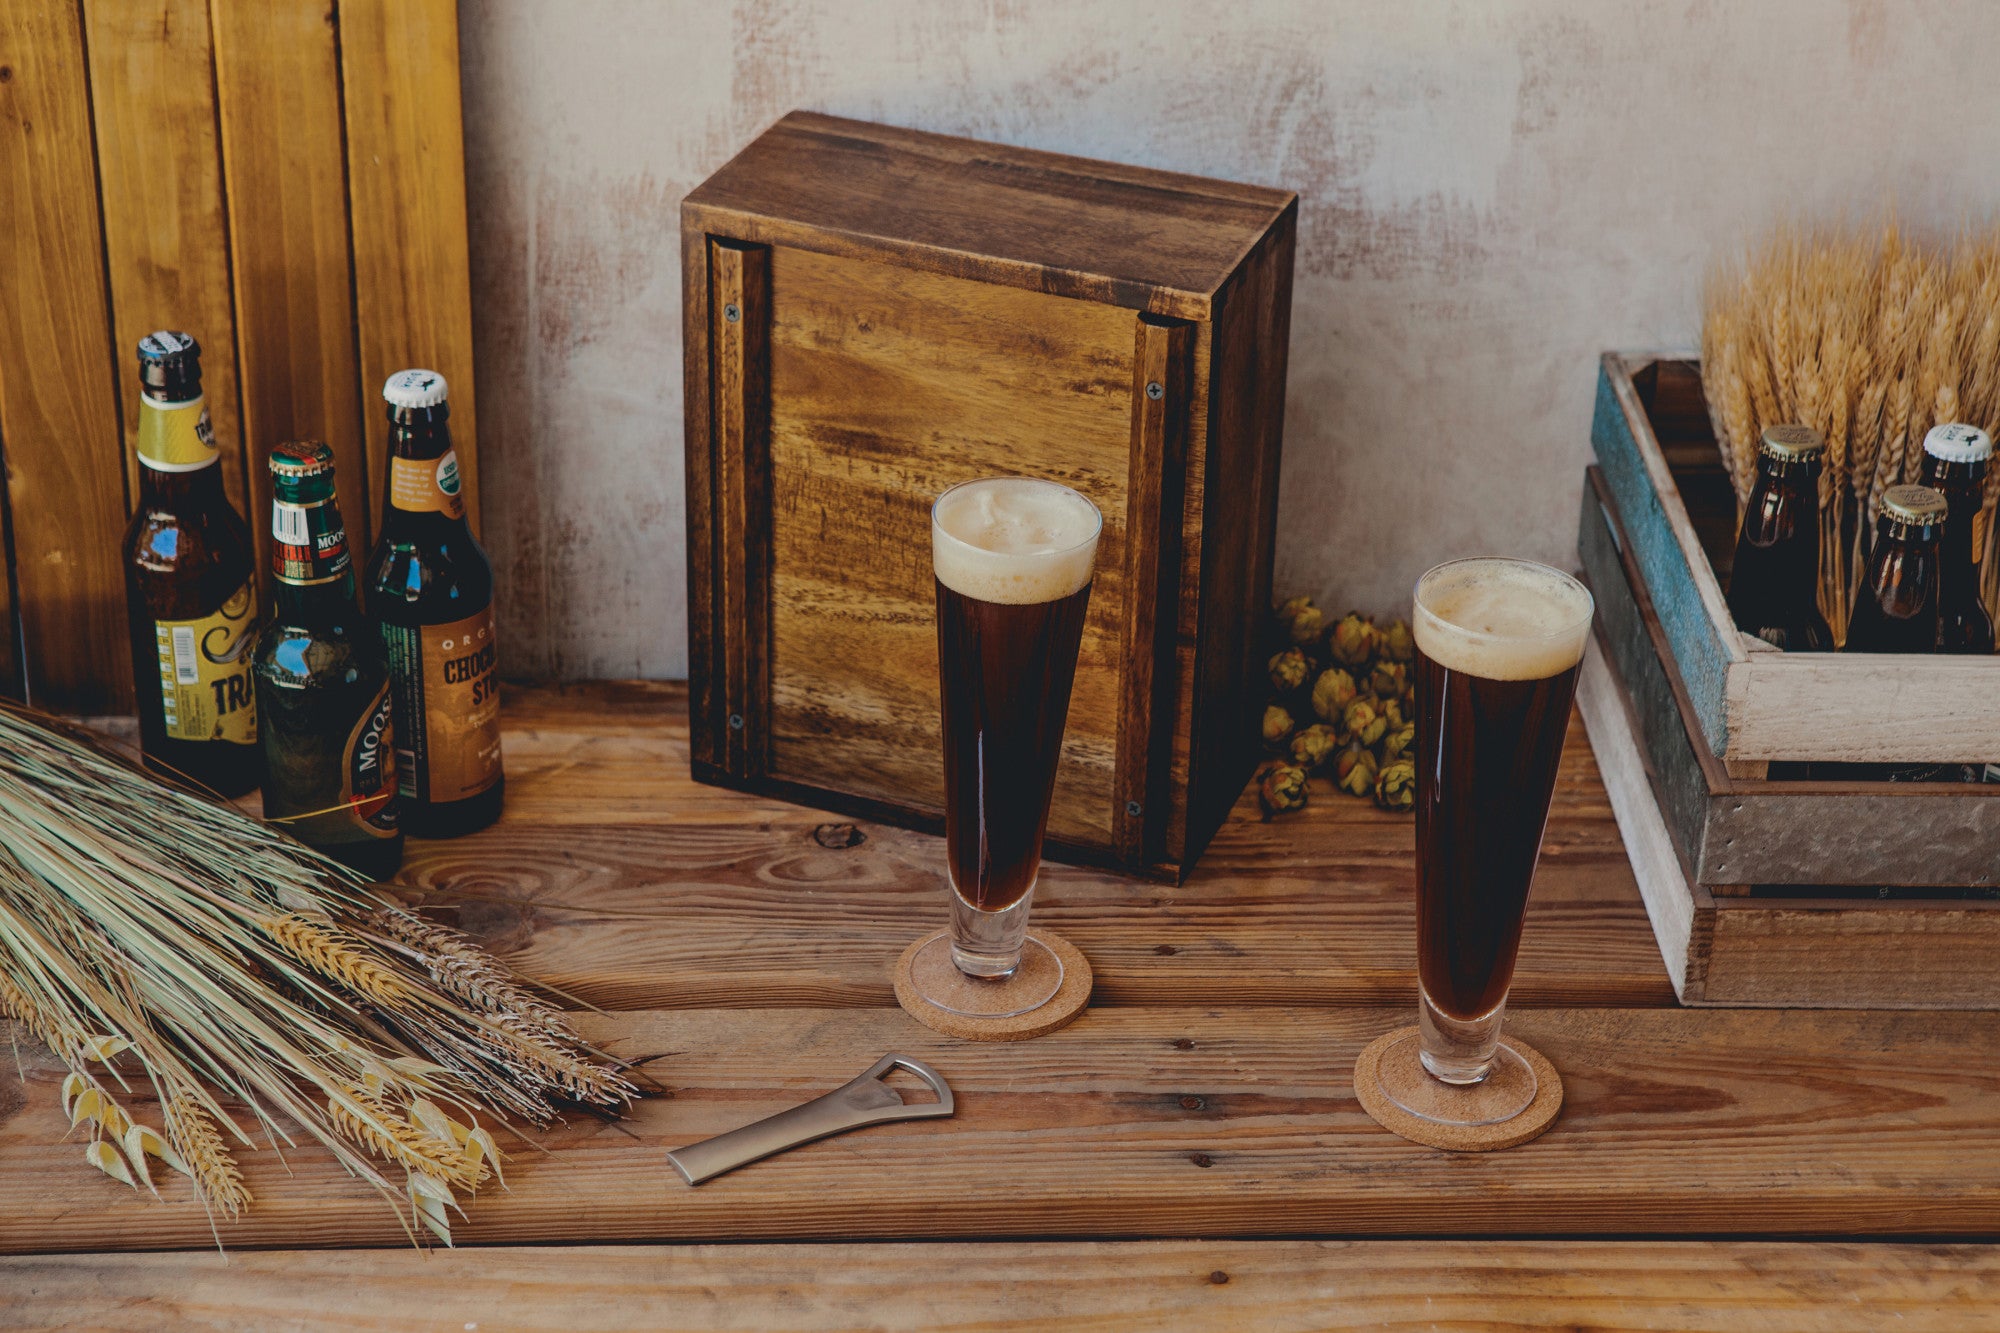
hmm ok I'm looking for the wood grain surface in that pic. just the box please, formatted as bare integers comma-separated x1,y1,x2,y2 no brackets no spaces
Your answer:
339,0,483,534
4,684,1999,1257
85,0,251,524
4,1000,1998,1250
0,0,130,711
683,111,1296,321
212,0,371,559
6,1241,1996,1332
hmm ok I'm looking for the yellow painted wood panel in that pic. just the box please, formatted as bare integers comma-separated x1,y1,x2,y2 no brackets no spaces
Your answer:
764,246,1133,844
339,0,481,532
86,0,250,529
0,0,131,711
211,0,369,565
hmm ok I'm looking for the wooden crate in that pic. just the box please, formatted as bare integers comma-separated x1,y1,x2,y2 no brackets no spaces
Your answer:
1591,353,2000,763
0,0,479,713
1576,470,2000,1008
681,112,1297,880
1579,466,2000,889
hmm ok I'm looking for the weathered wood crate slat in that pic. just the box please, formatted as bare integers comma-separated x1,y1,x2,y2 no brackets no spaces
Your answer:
1578,471,2000,1007
683,112,1297,880
1590,354,2000,764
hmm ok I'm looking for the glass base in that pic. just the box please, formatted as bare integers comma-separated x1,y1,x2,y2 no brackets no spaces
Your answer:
1373,1030,1538,1127
906,932,1064,1018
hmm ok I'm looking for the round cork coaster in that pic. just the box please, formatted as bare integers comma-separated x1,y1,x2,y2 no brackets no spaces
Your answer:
893,930,1092,1042
1352,1026,1563,1152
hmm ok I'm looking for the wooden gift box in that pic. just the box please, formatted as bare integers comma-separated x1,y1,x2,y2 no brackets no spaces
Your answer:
1576,466,2000,1008
681,112,1297,880
1592,353,2000,764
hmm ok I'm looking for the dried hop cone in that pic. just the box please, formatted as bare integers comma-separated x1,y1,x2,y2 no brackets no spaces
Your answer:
1327,613,1379,668
1375,756,1416,812
1262,704,1295,750
1378,618,1415,663
1260,763,1309,816
1289,722,1339,771
1310,668,1358,723
1377,695,1406,731
1333,744,1378,798
1343,696,1386,748
1368,659,1407,699
1267,647,1311,694
1286,602,1325,646
1379,720,1415,761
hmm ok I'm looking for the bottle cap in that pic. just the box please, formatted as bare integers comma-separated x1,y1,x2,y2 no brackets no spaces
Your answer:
267,439,337,479
137,331,201,393
1758,423,1825,460
1882,484,1949,528
383,369,448,409
1923,422,1993,464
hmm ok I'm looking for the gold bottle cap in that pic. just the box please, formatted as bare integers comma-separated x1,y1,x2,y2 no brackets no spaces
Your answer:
267,439,337,478
1759,423,1825,460
1881,484,1948,527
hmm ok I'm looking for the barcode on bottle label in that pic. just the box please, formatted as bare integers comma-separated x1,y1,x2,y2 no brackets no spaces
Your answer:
271,501,311,545
171,626,199,684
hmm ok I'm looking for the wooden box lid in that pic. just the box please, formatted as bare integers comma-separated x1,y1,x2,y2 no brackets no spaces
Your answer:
683,111,1295,320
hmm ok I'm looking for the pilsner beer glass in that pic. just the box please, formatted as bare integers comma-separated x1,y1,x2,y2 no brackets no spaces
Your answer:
908,477,1101,1018
1369,557,1593,1126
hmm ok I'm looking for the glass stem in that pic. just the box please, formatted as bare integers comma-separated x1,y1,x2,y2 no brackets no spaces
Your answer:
949,885,1037,979
1417,986,1508,1084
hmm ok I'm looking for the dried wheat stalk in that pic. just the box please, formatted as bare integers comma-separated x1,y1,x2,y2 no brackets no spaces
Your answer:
1704,222,2000,635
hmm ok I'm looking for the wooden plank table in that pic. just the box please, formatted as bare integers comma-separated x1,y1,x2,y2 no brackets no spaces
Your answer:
2,682,1996,1329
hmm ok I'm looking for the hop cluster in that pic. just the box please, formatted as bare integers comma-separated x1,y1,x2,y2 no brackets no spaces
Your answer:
1259,598,1419,816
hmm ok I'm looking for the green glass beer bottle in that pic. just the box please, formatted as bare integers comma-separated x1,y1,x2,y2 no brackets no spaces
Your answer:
121,331,261,796
362,370,503,836
252,442,403,876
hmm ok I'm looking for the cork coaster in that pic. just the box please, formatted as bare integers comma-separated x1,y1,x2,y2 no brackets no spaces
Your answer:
1352,1026,1563,1152
893,930,1092,1041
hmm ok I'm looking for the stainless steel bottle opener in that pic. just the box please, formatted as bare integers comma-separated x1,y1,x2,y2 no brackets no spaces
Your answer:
667,1053,954,1186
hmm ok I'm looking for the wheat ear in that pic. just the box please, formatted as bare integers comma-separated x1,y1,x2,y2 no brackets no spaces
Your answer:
262,913,419,1008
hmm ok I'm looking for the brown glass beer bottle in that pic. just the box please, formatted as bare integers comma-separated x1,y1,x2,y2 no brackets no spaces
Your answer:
253,442,403,875
1726,424,1835,652
362,370,503,836
120,332,261,796
1918,423,1995,655
1847,484,1946,655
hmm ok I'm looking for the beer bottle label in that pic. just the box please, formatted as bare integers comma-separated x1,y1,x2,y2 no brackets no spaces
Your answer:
135,394,218,472
381,606,501,803
272,497,351,585
263,682,400,844
388,450,467,520
154,580,258,745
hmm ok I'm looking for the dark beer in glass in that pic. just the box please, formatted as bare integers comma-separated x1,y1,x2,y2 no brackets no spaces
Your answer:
1367,557,1592,1127
909,477,1100,1018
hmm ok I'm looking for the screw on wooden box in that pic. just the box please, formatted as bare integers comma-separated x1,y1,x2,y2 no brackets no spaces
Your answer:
681,112,1298,881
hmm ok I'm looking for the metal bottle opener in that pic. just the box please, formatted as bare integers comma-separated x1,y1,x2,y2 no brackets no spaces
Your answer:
667,1053,954,1186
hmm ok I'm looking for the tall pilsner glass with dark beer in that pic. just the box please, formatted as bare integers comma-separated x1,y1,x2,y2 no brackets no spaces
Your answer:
1367,557,1593,1127
907,477,1101,1019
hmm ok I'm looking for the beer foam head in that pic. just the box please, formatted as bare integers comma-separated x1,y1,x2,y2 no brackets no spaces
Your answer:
932,477,1101,604
1413,558,1593,681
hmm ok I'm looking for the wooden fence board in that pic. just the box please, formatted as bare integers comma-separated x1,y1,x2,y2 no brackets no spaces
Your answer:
338,0,481,533
85,0,250,526
0,0,130,711
211,0,369,561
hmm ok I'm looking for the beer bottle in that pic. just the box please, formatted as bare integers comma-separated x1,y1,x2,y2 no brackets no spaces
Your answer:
1919,423,1995,654
362,370,503,836
1725,424,1835,652
252,442,403,875
1846,484,1947,654
120,332,261,796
